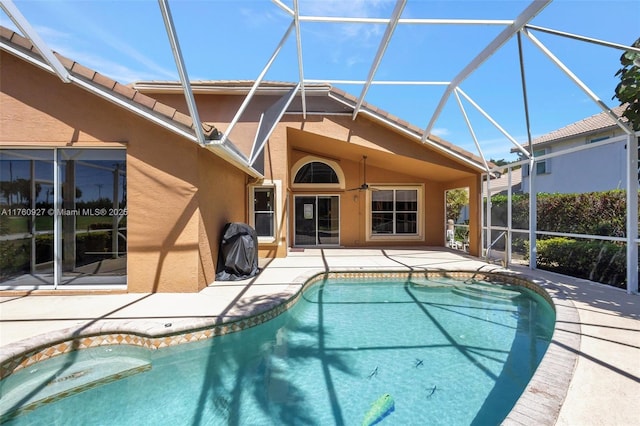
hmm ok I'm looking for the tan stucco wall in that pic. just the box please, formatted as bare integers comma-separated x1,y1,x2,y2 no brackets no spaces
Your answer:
150,92,484,256
196,149,248,285
2,47,484,293
1,52,247,293
279,117,481,251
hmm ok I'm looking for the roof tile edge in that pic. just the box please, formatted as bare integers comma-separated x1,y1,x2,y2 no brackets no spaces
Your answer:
0,26,218,139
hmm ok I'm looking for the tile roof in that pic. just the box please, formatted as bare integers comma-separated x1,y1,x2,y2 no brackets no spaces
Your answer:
2,26,487,172
134,80,490,170
327,86,489,168
487,169,522,196
0,27,219,140
528,105,628,147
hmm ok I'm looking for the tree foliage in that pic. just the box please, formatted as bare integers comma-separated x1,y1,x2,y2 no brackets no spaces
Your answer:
613,37,640,131
446,188,468,222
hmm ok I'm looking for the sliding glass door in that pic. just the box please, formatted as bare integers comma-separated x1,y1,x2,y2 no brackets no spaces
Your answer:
0,150,55,286
294,195,339,246
0,148,126,289
58,149,127,286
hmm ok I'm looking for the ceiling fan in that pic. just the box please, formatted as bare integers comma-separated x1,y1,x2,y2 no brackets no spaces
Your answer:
347,155,377,191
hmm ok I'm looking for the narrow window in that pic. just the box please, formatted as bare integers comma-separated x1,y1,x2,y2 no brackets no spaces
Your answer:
254,187,275,237
524,149,548,176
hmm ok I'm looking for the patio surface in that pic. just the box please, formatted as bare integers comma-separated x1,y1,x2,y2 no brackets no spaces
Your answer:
1,248,638,425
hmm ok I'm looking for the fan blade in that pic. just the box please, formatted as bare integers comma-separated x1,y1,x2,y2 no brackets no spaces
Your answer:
346,183,368,191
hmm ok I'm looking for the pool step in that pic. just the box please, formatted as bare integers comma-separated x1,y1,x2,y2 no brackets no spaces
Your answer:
408,280,455,292
0,353,151,422
452,283,521,304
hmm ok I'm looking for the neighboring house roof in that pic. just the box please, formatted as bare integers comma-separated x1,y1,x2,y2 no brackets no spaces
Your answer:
133,80,491,172
486,170,522,196
516,105,629,152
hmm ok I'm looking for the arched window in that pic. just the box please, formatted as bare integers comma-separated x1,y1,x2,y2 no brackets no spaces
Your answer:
291,157,345,189
294,161,339,184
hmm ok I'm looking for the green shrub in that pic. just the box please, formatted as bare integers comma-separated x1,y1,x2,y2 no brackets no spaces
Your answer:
487,194,529,229
535,237,626,289
536,191,626,237
488,190,629,235
489,190,632,288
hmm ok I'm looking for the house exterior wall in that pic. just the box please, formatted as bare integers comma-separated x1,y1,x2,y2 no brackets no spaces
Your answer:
521,130,627,194
149,92,483,257
0,51,247,293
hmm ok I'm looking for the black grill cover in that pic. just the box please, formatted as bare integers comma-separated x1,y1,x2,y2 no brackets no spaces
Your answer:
215,223,259,281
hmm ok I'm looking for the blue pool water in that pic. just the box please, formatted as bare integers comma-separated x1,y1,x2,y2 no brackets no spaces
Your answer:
2,276,555,425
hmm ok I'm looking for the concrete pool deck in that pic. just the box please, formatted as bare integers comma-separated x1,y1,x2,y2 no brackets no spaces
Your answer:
1,248,638,425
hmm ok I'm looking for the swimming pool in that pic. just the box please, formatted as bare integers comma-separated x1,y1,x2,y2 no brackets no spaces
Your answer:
1,275,555,425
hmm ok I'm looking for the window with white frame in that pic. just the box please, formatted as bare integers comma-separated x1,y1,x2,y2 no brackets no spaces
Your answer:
250,181,280,241
290,156,345,190
524,149,549,176
294,161,339,183
588,136,610,144
368,186,422,239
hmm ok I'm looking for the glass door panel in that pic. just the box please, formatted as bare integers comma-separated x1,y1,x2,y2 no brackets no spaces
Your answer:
294,196,317,246
1,148,126,289
0,149,54,287
294,195,339,246
58,149,126,286
318,196,339,245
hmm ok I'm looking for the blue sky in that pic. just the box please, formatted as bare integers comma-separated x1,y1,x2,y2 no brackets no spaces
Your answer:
2,0,638,161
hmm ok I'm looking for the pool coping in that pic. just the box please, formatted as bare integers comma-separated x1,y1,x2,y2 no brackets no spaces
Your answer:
0,268,579,425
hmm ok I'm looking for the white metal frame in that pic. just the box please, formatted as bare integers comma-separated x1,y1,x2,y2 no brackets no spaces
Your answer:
158,0,206,145
0,0,69,82
1,0,638,293
483,130,640,294
352,0,406,120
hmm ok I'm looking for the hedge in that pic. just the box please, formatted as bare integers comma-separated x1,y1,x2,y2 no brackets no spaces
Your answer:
489,190,632,289
533,237,626,289
489,190,628,235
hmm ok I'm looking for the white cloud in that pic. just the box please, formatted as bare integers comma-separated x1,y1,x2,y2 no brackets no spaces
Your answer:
299,0,394,18
34,29,173,83
299,0,390,45
431,127,450,137
61,46,169,83
239,7,281,27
